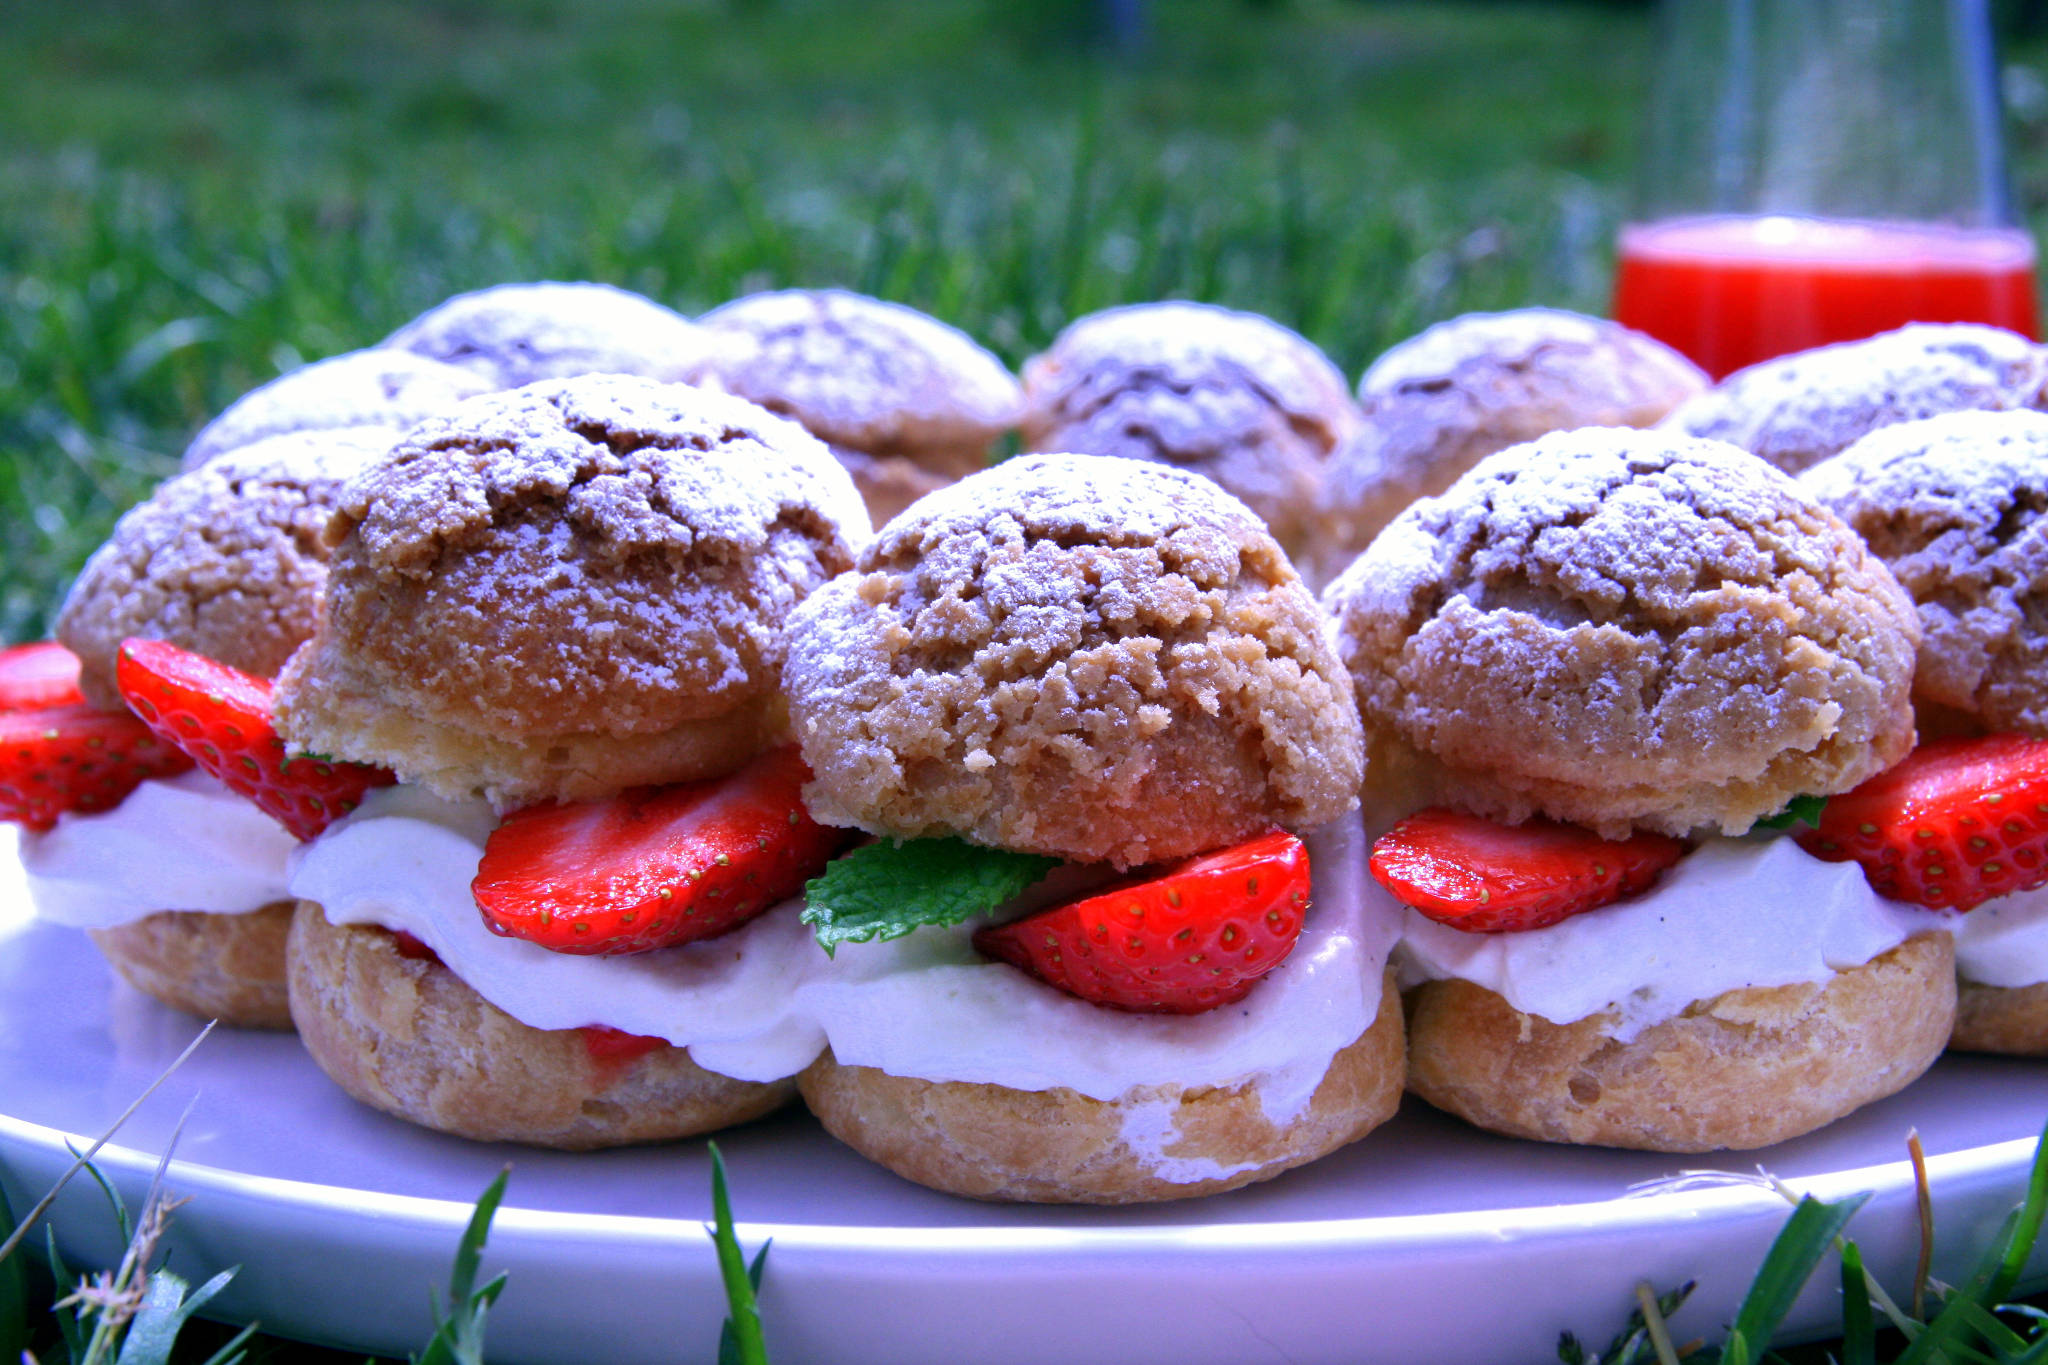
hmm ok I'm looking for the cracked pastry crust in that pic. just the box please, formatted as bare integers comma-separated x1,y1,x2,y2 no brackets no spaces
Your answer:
696,289,1023,525
1802,410,2048,736
1020,302,1360,564
1952,980,2048,1056
58,430,389,712
180,349,491,472
286,905,794,1148
784,453,1364,869
798,970,1403,1203
381,280,713,389
1325,428,1920,838
1315,309,1704,582
1662,323,2048,476
1405,933,1954,1152
274,375,870,808
89,903,296,1030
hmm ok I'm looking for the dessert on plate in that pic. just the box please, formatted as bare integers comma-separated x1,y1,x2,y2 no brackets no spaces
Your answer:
1020,302,1359,568
180,348,492,472
14,429,389,1027
261,374,871,1146
381,280,713,389
1313,307,1705,582
782,452,1404,1202
1661,322,2048,476
1325,427,1954,1151
1803,409,2048,1056
694,288,1024,527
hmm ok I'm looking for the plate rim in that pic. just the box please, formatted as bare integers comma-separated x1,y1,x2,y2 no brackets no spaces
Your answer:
6,1105,2039,1254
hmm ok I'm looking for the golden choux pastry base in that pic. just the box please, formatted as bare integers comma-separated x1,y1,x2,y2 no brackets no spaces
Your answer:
285,903,795,1150
797,969,1404,1204
90,903,297,1031
1953,979,2048,1057
1405,933,1956,1152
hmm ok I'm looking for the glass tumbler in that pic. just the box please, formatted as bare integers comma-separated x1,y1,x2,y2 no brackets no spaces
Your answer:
1611,0,2039,379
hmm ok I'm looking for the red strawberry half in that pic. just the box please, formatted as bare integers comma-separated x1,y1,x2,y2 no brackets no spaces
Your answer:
1369,808,1685,934
0,642,84,712
1797,733,2048,912
971,829,1310,1015
0,702,193,831
115,638,395,841
473,745,848,955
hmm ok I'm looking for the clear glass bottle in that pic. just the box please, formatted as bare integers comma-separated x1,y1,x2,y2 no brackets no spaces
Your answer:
1612,0,2039,378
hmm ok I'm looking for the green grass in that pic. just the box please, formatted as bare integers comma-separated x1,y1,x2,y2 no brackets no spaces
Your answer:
0,0,1669,643
4,4,2048,1355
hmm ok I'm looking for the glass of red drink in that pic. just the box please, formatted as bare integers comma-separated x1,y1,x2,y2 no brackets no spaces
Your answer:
1612,0,2040,379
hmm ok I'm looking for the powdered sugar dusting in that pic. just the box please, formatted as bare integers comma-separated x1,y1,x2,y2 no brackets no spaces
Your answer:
1029,301,1354,424
1020,302,1358,558
1803,408,2048,732
56,427,392,709
1361,307,1698,395
696,289,1022,456
1324,427,1919,836
182,348,492,471
1663,323,2048,475
382,280,713,389
785,453,1364,867
279,375,870,793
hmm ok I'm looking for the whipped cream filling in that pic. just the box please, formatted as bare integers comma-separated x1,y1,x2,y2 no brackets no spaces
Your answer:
1396,836,1949,1043
21,772,300,928
288,785,825,1084
1947,885,2048,989
799,817,1393,1126
288,786,1398,1120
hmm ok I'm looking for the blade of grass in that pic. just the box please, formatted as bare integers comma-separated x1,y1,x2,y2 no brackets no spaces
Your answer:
707,1142,768,1365
0,1020,215,1267
0,1183,25,1365
1908,1129,1934,1321
1893,1122,2048,1365
195,1319,259,1365
411,1167,510,1365
1838,1240,1876,1365
1987,1114,2048,1308
45,1225,89,1361
70,1141,132,1242
1633,1281,1681,1365
1719,1191,1871,1365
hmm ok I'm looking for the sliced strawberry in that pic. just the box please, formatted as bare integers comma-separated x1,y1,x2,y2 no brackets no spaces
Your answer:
1370,808,1685,933
971,829,1310,1015
0,702,193,831
473,746,848,955
1797,733,2048,912
0,642,84,712
581,1026,669,1072
114,638,395,841
391,930,442,965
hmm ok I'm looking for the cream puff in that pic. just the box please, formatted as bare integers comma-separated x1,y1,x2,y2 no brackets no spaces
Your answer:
1661,323,2048,476
274,374,871,1147
1314,308,1704,582
1020,302,1359,567
22,429,390,1027
381,280,712,389
1326,427,1953,1151
695,288,1024,526
180,349,491,472
1804,409,2048,1056
782,453,1404,1202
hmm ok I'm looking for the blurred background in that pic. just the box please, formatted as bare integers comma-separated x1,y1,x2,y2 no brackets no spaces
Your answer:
4,0,2047,640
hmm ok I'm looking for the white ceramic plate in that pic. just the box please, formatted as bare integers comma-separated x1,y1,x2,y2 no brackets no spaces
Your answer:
2,834,2044,1365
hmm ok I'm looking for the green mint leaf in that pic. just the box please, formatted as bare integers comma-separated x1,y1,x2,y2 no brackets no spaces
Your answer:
1756,794,1828,830
802,838,1059,956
